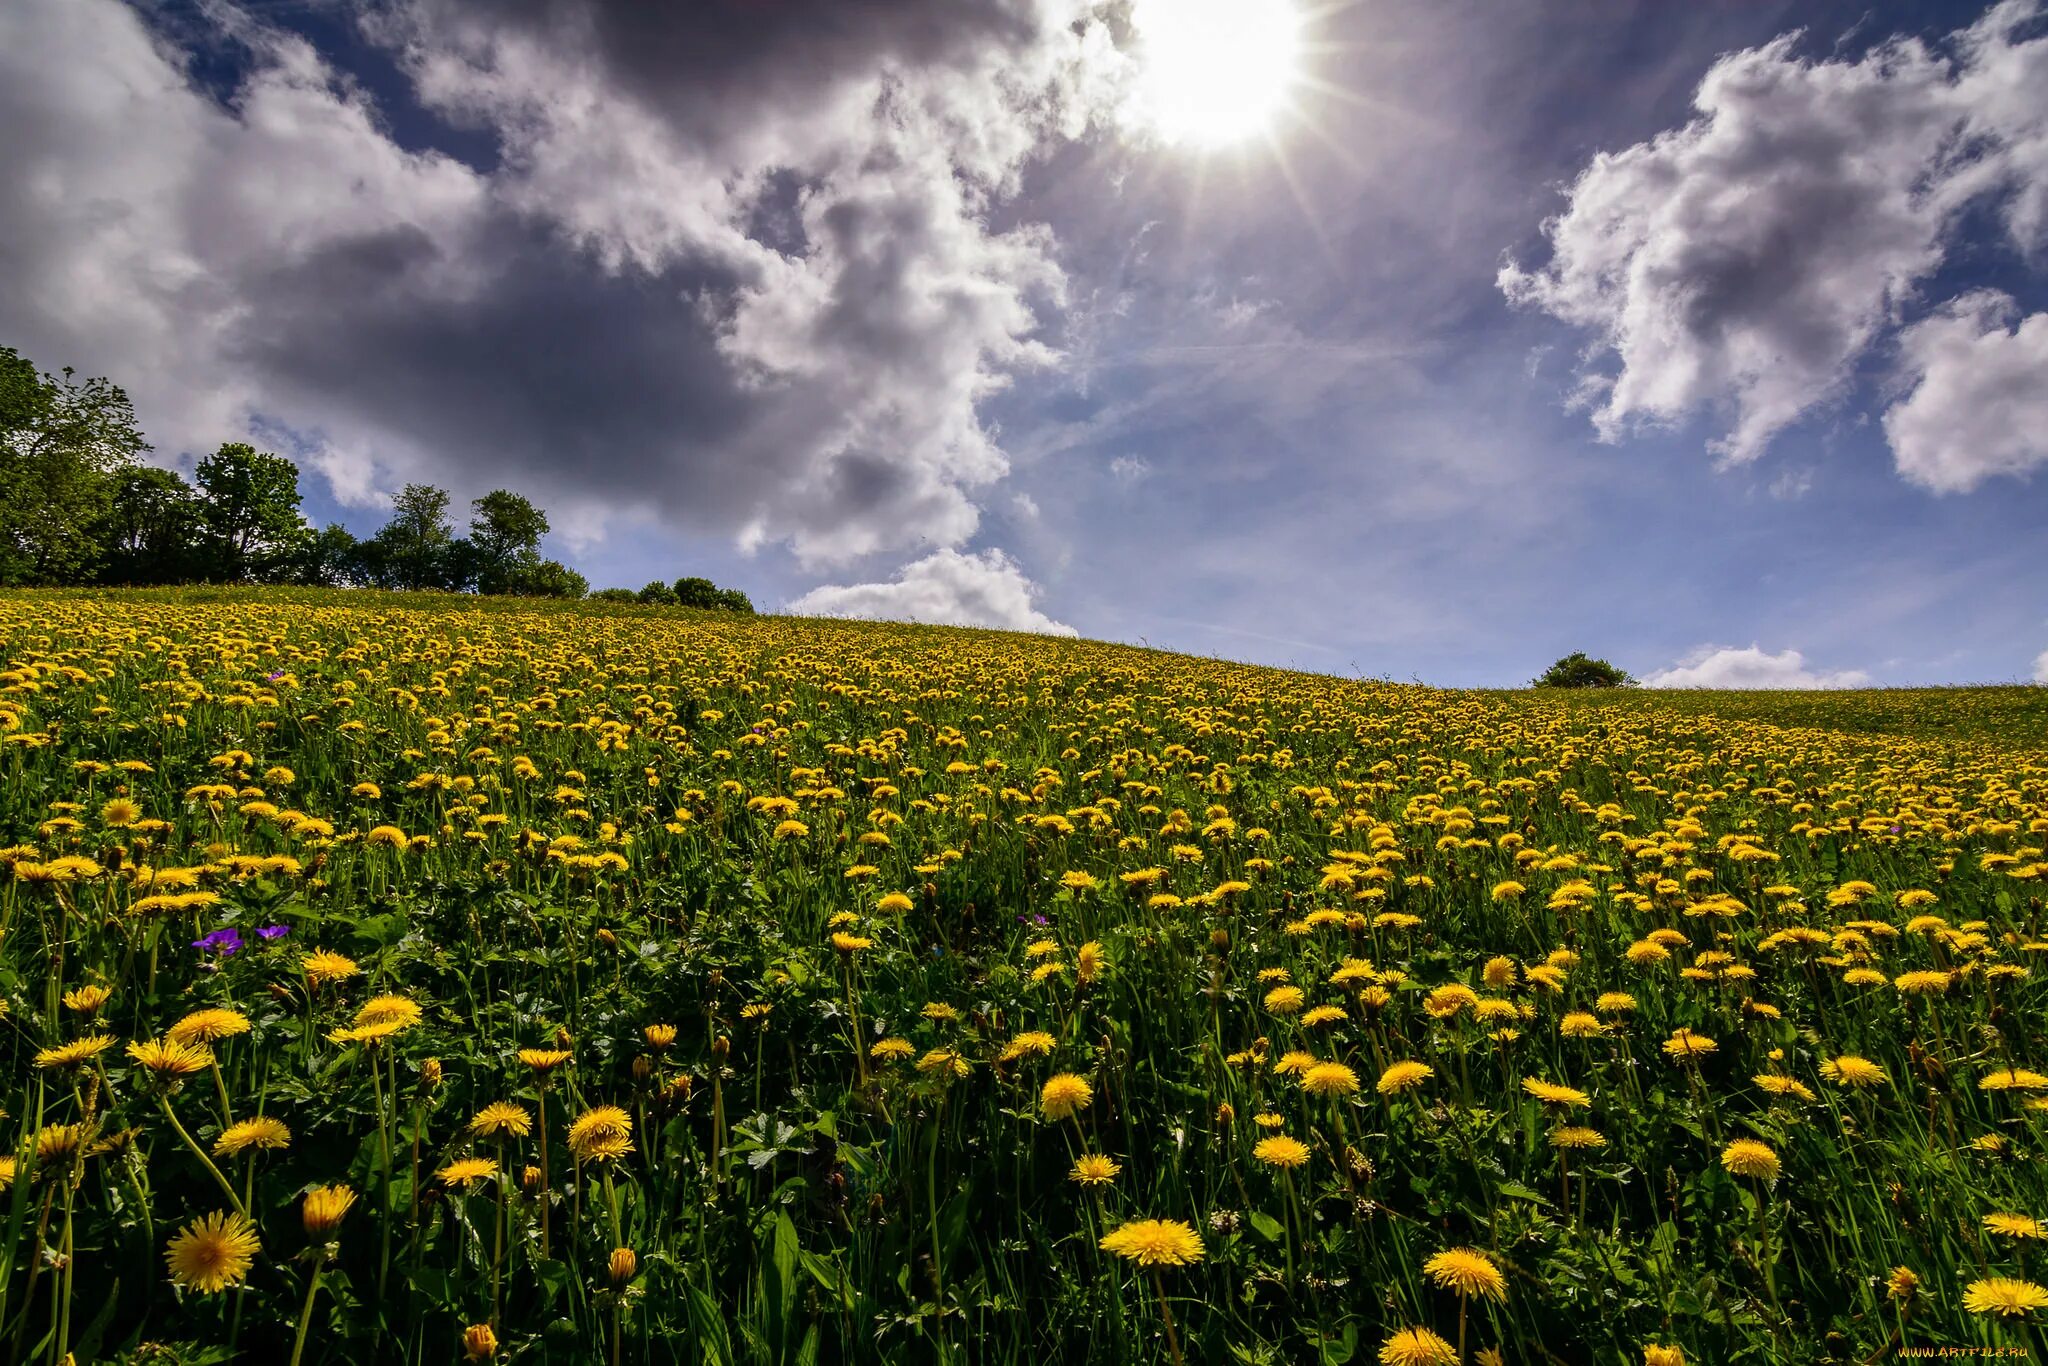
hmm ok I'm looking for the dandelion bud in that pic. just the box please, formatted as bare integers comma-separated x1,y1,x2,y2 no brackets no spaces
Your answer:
521,1165,541,1192
420,1058,443,1089
462,1323,498,1360
708,970,724,991
267,982,293,1001
1210,929,1229,951
667,1075,694,1104
554,1026,572,1049
712,1035,730,1062
631,1055,653,1083
608,1247,637,1288
302,1184,357,1238
596,928,618,949
1215,1103,1235,1126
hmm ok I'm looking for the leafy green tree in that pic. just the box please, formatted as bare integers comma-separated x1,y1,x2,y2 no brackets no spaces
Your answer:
0,345,147,584
195,442,313,581
293,523,363,587
96,465,201,584
512,558,588,599
637,581,678,605
363,483,457,590
713,587,754,614
467,490,550,594
1531,653,1635,689
672,576,721,609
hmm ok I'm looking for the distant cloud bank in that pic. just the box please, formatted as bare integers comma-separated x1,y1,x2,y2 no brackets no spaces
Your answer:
1644,645,1873,690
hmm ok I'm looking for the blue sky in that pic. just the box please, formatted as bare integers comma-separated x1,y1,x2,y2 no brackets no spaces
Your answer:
2,0,2045,687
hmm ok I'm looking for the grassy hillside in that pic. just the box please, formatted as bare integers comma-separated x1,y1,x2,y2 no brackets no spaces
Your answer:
1501,682,2048,749
1,589,2043,1365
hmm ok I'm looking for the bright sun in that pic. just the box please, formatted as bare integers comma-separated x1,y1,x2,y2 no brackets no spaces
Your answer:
1128,0,1305,148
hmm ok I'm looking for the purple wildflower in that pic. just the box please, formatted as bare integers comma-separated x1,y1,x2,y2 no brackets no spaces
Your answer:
257,925,290,941
193,928,244,956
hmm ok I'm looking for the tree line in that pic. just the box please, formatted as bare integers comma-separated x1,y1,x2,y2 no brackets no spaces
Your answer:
0,343,752,610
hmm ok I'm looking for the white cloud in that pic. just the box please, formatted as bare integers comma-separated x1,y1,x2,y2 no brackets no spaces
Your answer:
2034,647,2048,684
1501,2,2048,468
1883,290,2048,492
1643,644,1872,690
785,548,1076,635
1767,467,1815,501
1107,454,1151,485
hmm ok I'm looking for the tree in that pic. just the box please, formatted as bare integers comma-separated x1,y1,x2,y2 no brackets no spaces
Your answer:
194,442,313,581
637,581,678,605
97,465,201,584
672,576,721,609
513,558,588,599
0,345,147,584
713,587,754,614
467,490,551,595
1531,653,1635,689
293,523,363,587
363,483,457,590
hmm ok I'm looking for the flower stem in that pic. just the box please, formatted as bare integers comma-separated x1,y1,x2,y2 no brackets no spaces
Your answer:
158,1094,246,1217
289,1264,324,1366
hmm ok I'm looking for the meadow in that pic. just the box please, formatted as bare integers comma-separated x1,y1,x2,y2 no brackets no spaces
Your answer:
2,589,2045,1366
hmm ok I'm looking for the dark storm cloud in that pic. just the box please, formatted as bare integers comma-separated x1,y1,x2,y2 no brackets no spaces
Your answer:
228,218,756,507
0,0,1119,566
396,0,1045,138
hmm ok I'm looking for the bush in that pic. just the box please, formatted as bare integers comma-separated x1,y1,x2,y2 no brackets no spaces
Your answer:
1532,652,1635,689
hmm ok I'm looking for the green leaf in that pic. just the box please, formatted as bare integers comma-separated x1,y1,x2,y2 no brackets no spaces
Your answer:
1248,1210,1284,1243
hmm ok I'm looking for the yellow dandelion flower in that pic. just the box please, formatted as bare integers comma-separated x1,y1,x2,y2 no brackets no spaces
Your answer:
1521,1077,1591,1108
1423,1247,1507,1303
1378,1061,1434,1095
165,1211,260,1294
1041,1073,1094,1121
36,1034,116,1069
214,1116,291,1157
1379,1326,1457,1366
1300,1061,1361,1097
437,1157,501,1188
1099,1218,1204,1266
566,1106,633,1161
1070,1154,1122,1186
127,1036,214,1077
1819,1056,1887,1088
469,1102,533,1138
168,1007,252,1045
1661,1028,1717,1059
302,950,363,985
1720,1139,1780,1180
1962,1277,2048,1317
1253,1135,1311,1168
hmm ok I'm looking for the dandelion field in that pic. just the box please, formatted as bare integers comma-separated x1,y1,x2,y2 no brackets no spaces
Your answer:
3,590,2046,1366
